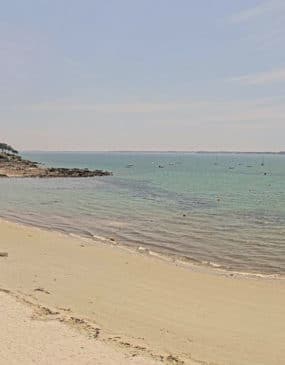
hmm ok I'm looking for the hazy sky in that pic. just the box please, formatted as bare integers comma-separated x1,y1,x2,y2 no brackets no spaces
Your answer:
1,0,285,151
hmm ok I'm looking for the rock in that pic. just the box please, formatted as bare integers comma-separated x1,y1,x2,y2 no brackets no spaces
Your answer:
44,167,112,178
0,252,8,257
0,152,112,178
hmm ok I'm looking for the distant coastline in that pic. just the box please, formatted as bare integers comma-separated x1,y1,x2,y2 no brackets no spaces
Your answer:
21,150,285,154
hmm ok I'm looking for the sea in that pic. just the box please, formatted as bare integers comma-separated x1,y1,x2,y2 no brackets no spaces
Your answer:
0,152,284,276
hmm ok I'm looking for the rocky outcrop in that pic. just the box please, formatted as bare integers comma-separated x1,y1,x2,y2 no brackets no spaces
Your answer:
0,153,112,178
42,167,111,178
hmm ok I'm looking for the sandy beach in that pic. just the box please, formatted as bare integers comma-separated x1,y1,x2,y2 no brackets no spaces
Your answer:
1,219,285,365
0,291,159,365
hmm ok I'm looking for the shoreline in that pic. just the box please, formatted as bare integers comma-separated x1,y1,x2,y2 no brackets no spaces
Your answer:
1,218,285,364
0,216,283,280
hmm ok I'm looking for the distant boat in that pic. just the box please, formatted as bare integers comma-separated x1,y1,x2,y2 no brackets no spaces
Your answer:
126,164,134,168
158,165,164,168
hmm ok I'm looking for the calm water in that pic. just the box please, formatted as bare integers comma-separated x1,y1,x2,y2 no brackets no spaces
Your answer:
0,152,284,275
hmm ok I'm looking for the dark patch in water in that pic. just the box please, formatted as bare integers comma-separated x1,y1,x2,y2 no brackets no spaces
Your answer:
103,177,214,211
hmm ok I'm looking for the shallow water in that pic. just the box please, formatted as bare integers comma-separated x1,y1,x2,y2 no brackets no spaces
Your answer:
0,152,284,275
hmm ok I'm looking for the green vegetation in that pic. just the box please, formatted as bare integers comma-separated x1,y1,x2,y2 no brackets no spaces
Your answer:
0,143,18,155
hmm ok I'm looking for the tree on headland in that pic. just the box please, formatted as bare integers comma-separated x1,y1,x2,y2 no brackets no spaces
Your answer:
0,143,18,155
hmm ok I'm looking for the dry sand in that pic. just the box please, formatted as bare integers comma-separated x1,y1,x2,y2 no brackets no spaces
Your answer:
0,291,159,365
0,219,285,365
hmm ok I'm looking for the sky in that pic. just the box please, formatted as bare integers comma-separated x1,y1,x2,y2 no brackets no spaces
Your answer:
0,0,285,151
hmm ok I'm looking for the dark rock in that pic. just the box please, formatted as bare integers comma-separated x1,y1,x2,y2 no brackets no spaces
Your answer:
44,167,112,177
0,151,112,178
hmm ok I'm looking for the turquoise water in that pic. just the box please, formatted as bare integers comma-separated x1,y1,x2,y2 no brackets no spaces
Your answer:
0,152,284,275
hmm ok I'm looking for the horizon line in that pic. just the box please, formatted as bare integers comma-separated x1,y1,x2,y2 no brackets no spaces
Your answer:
21,150,285,154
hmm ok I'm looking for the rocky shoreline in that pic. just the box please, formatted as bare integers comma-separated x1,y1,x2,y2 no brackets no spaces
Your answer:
0,153,112,178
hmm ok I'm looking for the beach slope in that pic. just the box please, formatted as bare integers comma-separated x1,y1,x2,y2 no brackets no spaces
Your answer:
0,219,285,364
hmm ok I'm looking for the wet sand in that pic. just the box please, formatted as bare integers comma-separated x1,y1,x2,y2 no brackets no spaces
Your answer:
1,219,285,364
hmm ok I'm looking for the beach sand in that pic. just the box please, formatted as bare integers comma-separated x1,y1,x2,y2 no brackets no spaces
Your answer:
1,219,285,364
0,291,159,365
